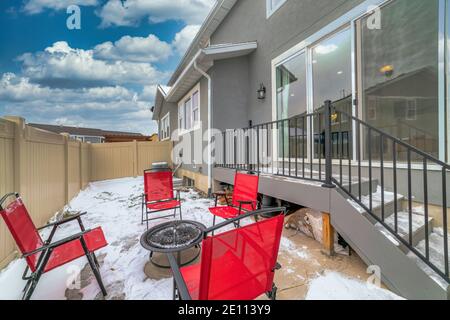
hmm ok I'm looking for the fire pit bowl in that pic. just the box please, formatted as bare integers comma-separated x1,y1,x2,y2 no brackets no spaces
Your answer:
140,220,206,269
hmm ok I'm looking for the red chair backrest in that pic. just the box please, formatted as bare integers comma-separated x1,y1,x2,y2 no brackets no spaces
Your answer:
231,172,259,211
197,214,284,300
0,198,43,272
144,170,174,202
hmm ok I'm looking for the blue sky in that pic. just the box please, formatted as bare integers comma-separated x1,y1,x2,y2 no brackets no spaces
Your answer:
0,0,214,134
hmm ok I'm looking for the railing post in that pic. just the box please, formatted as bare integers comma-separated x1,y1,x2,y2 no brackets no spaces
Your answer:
246,128,250,172
223,131,226,167
322,100,335,188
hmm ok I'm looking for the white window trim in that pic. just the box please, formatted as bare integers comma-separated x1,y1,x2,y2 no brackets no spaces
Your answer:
405,99,417,121
266,0,287,18
271,0,390,163
160,113,170,141
178,83,201,136
271,0,447,162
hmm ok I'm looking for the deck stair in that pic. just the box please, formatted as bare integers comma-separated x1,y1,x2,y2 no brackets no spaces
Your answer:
213,100,450,299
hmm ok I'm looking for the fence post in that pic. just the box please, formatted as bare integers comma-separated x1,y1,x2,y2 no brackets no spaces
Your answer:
61,133,70,204
133,140,138,177
78,140,82,191
322,100,335,189
4,116,26,196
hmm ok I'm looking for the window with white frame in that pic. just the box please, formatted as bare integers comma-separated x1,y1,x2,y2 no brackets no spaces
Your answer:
178,84,201,134
161,113,170,140
405,99,417,121
266,0,287,18
178,104,184,130
185,98,192,130
192,91,199,125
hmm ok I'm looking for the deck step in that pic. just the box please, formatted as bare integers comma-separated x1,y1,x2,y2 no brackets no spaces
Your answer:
375,211,434,250
359,188,404,221
407,228,450,290
341,178,378,197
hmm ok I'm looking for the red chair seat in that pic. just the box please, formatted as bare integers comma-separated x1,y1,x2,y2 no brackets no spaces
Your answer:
146,200,180,210
43,227,107,273
209,206,239,219
180,250,266,300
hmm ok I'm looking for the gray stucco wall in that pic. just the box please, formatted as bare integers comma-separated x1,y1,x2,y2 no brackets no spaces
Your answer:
210,0,364,125
210,56,250,131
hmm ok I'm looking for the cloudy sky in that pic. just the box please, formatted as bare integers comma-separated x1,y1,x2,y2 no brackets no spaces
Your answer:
0,0,214,135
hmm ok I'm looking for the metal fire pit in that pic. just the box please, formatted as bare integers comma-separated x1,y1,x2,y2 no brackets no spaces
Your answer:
140,220,205,268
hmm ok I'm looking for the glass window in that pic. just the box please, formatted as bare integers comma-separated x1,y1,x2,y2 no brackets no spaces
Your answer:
276,52,307,119
312,28,353,159
192,91,199,124
161,114,170,140
312,28,352,111
178,85,200,133
178,104,184,130
276,52,307,159
360,0,439,160
185,98,192,130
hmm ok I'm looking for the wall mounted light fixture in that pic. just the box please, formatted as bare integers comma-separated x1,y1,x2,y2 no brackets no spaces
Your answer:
257,83,266,100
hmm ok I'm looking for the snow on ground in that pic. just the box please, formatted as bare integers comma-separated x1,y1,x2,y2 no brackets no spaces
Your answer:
280,237,311,260
0,177,404,300
305,271,404,300
0,177,249,300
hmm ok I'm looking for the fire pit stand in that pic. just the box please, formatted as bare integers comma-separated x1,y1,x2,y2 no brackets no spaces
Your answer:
140,220,206,268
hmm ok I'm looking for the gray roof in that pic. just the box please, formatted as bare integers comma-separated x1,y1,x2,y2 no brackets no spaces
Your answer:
28,123,143,137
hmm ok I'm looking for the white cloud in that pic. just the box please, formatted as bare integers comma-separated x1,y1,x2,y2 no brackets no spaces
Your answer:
94,34,172,63
23,0,98,14
17,41,169,88
0,73,135,103
172,25,200,55
0,73,157,134
140,85,158,101
97,0,214,28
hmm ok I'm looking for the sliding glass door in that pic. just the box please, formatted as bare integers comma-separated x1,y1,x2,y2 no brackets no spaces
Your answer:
274,0,445,164
276,51,307,159
311,27,353,160
358,0,441,161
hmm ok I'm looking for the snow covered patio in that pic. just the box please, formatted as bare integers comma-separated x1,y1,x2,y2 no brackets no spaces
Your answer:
0,177,403,300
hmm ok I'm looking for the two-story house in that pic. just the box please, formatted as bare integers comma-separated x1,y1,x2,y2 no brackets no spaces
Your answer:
153,0,450,299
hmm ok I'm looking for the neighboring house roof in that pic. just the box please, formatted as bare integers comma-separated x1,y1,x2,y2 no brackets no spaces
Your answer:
103,134,154,143
28,123,143,137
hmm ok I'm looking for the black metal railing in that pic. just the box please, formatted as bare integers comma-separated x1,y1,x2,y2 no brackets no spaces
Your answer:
214,100,449,285
214,111,331,183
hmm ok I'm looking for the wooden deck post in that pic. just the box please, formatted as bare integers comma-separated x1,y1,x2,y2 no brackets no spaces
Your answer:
322,212,335,256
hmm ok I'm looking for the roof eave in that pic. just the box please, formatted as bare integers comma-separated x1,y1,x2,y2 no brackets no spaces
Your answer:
164,41,257,103
167,0,237,87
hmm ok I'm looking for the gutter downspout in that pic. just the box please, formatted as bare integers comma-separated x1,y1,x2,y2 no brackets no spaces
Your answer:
194,60,212,196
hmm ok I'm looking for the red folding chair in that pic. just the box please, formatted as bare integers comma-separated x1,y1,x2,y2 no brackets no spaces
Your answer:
168,207,285,300
0,193,108,300
141,168,182,230
209,171,259,229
